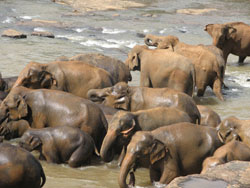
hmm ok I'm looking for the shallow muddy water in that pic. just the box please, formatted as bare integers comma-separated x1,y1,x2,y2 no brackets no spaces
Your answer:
0,0,250,187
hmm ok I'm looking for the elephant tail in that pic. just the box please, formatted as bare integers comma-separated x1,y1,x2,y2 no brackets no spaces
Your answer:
40,167,46,187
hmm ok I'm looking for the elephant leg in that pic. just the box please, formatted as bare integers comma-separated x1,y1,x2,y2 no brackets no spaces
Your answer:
149,166,161,182
68,145,92,168
213,78,224,101
140,72,151,87
159,162,179,184
197,86,206,97
43,147,60,163
238,56,246,64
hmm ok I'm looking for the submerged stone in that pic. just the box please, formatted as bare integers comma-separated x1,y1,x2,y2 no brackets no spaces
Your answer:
2,29,27,39
31,31,55,38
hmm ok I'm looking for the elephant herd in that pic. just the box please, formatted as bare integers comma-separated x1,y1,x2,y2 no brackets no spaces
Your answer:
0,21,249,188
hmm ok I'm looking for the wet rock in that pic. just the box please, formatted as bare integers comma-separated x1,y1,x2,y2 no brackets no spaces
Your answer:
166,161,250,188
55,56,69,61
17,19,68,28
246,78,250,82
1,29,27,39
31,31,55,38
136,33,145,38
176,8,217,15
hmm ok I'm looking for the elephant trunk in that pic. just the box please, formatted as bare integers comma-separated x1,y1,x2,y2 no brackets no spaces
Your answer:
100,129,117,162
118,153,136,188
144,37,154,46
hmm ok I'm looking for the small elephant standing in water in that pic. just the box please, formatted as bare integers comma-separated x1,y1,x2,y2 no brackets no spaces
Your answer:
205,22,250,64
118,122,222,188
125,45,195,96
19,126,96,168
0,142,46,188
217,116,250,147
100,107,192,163
201,140,250,174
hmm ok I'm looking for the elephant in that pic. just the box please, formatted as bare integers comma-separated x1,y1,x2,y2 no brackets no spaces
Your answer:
197,105,221,128
56,53,132,83
118,122,222,188
125,45,195,96
87,82,201,123
0,73,17,92
144,34,225,101
0,142,46,188
19,126,97,167
100,107,192,163
201,140,250,174
0,86,107,151
12,60,114,98
217,116,250,147
205,22,250,64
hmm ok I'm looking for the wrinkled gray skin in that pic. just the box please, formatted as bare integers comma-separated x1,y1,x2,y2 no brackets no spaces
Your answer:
56,53,132,83
0,142,46,188
118,122,222,188
0,86,107,151
217,116,250,147
19,126,95,168
125,45,195,96
197,105,221,128
87,82,200,124
201,140,250,174
100,107,192,163
205,22,250,64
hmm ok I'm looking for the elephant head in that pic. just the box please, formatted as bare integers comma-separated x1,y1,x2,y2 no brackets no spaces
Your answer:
19,130,42,151
13,62,57,89
0,87,28,124
125,45,148,71
100,111,137,162
144,34,179,50
87,82,131,110
118,131,168,188
204,24,237,49
217,116,241,143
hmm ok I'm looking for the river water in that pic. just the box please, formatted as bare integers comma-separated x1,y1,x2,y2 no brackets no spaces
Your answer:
0,0,250,187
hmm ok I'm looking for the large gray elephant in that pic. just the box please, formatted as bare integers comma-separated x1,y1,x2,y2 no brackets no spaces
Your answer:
0,86,107,151
125,45,195,96
118,122,222,187
144,34,225,101
205,22,250,63
87,82,201,123
0,142,46,188
19,126,96,167
56,53,132,83
12,61,114,98
100,107,192,163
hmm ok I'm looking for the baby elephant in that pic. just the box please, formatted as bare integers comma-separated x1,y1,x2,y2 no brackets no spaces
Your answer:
19,126,96,168
201,140,250,174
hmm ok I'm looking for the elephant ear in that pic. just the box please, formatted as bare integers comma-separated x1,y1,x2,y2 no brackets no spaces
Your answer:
40,71,57,88
150,139,167,165
226,26,237,40
114,96,130,110
131,52,140,70
29,135,42,150
121,118,136,136
8,95,28,120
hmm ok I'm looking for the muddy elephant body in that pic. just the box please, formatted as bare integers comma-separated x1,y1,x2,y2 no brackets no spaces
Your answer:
56,53,132,83
144,34,225,101
197,105,221,128
100,107,192,162
205,22,250,63
118,122,222,187
0,143,46,188
217,116,250,147
201,140,250,174
0,86,107,150
125,45,195,96
12,61,114,98
19,126,95,167
87,82,200,123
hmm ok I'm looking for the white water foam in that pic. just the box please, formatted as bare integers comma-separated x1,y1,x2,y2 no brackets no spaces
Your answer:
102,27,126,34
73,28,87,33
106,39,137,48
2,17,15,23
19,15,40,20
143,29,149,33
228,71,250,88
80,40,120,48
56,35,85,41
34,27,46,32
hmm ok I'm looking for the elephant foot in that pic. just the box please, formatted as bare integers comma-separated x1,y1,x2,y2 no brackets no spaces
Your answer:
238,56,246,64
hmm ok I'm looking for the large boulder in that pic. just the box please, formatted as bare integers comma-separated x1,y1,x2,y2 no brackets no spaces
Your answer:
167,161,250,188
31,31,55,38
2,29,27,39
